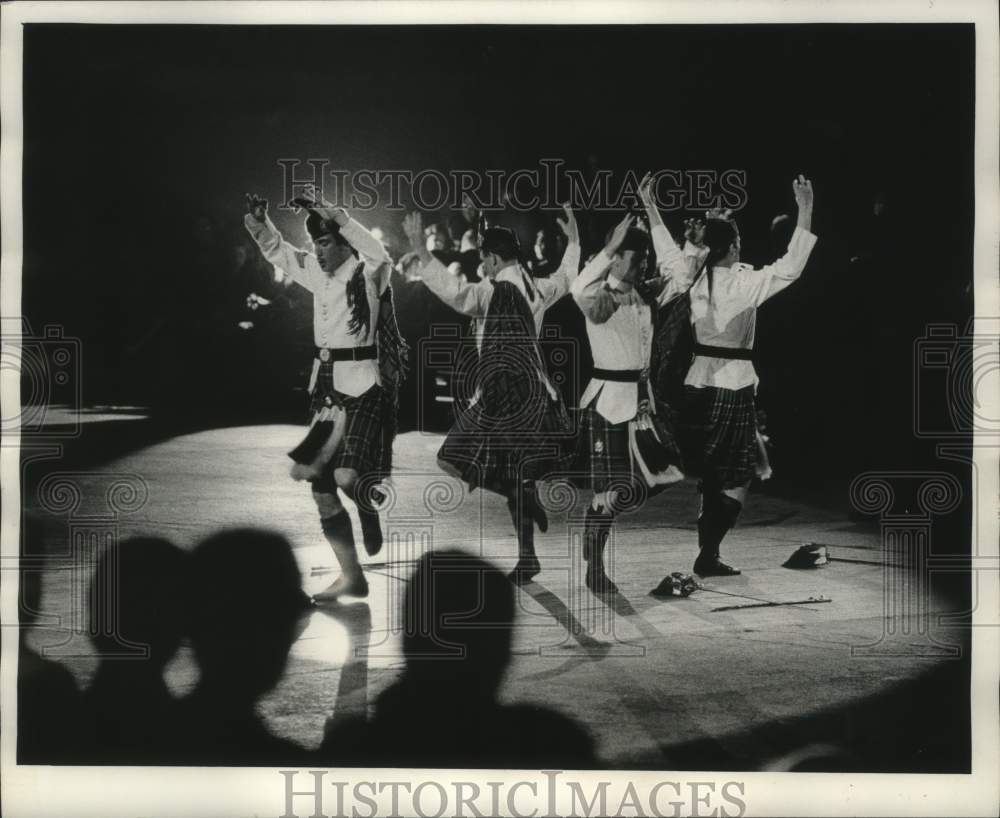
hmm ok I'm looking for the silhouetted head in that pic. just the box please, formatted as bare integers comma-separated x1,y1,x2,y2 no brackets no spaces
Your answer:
88,536,188,670
702,218,741,270
402,550,514,697
479,226,521,279
188,529,306,701
604,224,651,284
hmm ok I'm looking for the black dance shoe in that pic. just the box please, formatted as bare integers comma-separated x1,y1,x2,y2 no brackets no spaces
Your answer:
693,558,742,577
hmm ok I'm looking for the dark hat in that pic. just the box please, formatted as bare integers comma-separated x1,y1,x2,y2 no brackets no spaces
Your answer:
480,225,521,260
304,210,344,242
289,195,345,243
604,223,651,257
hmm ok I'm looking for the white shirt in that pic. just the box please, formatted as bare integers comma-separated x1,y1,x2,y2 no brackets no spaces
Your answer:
417,242,581,343
417,243,581,401
244,213,392,397
571,225,695,424
685,226,818,391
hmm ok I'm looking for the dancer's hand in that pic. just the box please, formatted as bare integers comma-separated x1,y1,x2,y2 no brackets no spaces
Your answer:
684,217,706,247
556,203,579,244
638,172,667,229
638,172,657,210
245,193,268,222
461,194,481,226
403,212,431,261
793,175,814,232
793,174,814,211
605,213,635,256
705,207,734,222
296,184,349,226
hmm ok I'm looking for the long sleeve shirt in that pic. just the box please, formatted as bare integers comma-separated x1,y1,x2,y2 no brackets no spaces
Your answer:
417,242,581,403
417,242,581,343
244,213,392,397
571,225,694,424
685,226,818,391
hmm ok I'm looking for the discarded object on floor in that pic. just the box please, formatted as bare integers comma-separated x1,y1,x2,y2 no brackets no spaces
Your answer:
649,572,701,598
710,595,830,612
783,542,829,569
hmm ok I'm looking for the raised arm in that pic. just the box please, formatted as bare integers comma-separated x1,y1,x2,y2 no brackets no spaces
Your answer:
740,175,817,306
402,211,490,317
571,214,635,324
638,173,695,304
244,194,317,292
535,204,582,307
297,185,391,273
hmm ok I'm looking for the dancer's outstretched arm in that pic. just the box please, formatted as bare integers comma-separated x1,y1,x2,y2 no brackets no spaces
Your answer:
535,204,582,308
740,175,817,306
402,211,492,317
244,193,320,292
637,173,695,305
570,214,635,325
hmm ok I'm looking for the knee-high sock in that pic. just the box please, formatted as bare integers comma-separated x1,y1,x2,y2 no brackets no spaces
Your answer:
506,482,536,561
583,505,614,568
697,493,742,560
321,510,363,580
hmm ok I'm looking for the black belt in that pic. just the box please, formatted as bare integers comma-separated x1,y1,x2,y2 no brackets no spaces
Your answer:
592,367,648,383
315,344,377,362
693,343,753,361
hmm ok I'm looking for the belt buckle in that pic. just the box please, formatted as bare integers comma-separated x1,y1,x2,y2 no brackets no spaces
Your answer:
639,367,649,383
319,348,331,362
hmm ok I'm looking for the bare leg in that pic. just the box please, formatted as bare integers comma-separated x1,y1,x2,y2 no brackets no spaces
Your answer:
312,489,368,601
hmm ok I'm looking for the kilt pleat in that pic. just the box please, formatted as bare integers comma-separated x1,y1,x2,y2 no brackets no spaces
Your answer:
680,384,758,490
302,370,392,483
438,394,577,491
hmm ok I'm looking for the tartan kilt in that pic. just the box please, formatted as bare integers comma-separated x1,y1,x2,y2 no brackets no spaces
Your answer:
568,404,681,506
300,379,393,483
680,384,758,490
437,393,577,493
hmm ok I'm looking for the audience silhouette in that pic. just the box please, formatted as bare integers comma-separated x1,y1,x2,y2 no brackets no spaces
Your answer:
177,528,313,764
17,514,82,764
320,549,597,768
78,536,189,763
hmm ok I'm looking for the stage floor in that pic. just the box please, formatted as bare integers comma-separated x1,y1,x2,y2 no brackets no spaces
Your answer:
21,423,970,769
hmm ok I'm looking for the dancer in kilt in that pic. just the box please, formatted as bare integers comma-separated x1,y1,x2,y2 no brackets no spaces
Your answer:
402,207,580,583
569,174,696,594
245,191,406,600
678,175,817,577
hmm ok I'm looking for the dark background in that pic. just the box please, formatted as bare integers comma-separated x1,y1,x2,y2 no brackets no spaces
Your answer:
21,23,975,507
